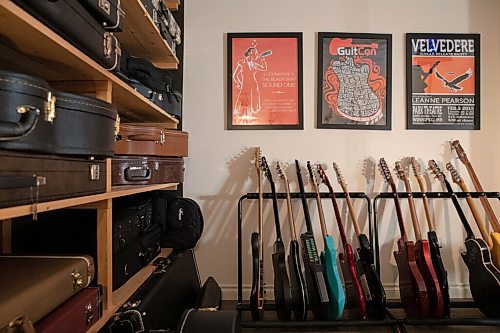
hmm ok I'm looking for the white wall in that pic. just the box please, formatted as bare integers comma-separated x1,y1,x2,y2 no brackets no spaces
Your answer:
183,0,500,299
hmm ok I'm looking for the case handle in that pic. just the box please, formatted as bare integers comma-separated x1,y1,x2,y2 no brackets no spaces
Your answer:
126,131,165,145
0,105,40,141
125,166,152,181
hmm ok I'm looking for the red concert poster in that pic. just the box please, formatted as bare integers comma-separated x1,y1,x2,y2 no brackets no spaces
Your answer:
227,33,303,130
406,33,480,130
317,33,392,130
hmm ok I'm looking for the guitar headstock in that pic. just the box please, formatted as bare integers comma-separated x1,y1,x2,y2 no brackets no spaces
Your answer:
276,161,288,183
332,162,347,187
261,156,274,184
451,140,467,164
394,161,406,181
306,161,320,186
445,162,462,184
317,164,330,187
410,157,422,177
254,147,262,177
378,158,394,185
428,159,446,184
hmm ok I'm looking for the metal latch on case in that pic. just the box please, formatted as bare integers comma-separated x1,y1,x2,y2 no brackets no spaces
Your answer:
85,303,94,325
71,270,84,292
45,92,56,123
99,0,111,15
89,164,100,181
103,32,113,58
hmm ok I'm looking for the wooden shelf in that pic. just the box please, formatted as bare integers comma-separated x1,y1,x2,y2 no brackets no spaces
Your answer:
0,183,178,220
0,1,179,124
164,0,180,11
88,248,173,333
117,0,179,69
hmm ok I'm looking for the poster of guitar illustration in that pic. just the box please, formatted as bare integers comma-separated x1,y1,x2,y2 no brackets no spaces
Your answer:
227,33,303,130
317,33,392,130
406,33,480,130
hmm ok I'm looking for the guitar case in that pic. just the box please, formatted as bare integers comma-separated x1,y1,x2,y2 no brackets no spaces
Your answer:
0,151,106,208
0,255,94,330
13,0,121,71
34,286,103,333
78,0,125,32
111,156,184,186
140,0,178,56
115,124,188,157
0,71,118,158
119,53,173,93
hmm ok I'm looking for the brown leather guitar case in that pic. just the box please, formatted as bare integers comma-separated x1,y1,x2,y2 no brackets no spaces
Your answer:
112,156,184,186
0,255,94,329
115,124,188,157
34,286,103,333
0,150,106,208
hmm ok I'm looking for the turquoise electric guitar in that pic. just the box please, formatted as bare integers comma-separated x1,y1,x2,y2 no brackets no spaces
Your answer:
307,161,345,319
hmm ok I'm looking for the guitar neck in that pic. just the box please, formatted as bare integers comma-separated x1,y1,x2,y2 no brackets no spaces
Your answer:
326,182,349,246
340,183,362,236
403,179,422,241
258,174,264,246
269,179,283,240
463,159,500,232
296,160,314,233
388,182,409,241
442,178,476,239
284,180,298,241
312,183,328,238
415,174,435,232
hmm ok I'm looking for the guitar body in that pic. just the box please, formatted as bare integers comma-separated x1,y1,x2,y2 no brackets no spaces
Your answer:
272,240,292,321
414,239,444,318
357,234,387,319
490,232,500,270
427,231,450,318
393,239,429,319
250,232,263,320
287,240,308,321
320,235,346,320
300,232,330,320
339,243,367,319
461,238,500,318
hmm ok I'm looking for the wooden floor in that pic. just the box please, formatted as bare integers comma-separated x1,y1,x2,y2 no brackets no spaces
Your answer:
222,302,500,333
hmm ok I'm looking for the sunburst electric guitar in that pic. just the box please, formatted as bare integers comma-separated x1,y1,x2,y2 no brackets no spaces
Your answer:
429,160,500,318
276,161,308,321
379,158,429,319
410,157,450,318
317,164,366,319
395,161,444,318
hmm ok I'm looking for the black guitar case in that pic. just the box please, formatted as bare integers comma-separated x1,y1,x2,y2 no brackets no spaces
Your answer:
119,53,173,93
78,0,124,31
13,0,121,71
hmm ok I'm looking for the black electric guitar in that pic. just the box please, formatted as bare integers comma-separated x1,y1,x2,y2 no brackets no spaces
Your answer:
410,157,450,318
429,160,500,318
332,162,387,319
276,161,308,321
261,156,292,320
395,161,444,318
317,164,366,319
295,159,330,320
250,147,264,320
379,158,429,319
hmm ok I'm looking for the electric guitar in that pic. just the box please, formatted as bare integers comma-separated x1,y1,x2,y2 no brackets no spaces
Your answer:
379,158,429,319
307,161,345,320
451,140,500,269
446,162,500,268
332,162,387,319
295,159,330,320
261,156,293,321
410,157,450,318
429,160,500,318
276,161,308,321
317,164,366,319
395,161,444,318
250,147,264,320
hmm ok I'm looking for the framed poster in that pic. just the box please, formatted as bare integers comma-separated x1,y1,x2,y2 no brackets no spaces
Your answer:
406,33,480,130
317,32,392,130
227,32,303,130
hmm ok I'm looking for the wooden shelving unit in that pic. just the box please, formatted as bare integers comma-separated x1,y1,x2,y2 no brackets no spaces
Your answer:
0,1,183,331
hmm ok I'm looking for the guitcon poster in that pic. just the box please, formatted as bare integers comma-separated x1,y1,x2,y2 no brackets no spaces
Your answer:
406,33,480,130
227,33,303,130
317,33,392,130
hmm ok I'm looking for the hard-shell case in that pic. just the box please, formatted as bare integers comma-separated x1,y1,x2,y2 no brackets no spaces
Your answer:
111,156,184,186
34,286,103,333
0,255,94,329
115,124,188,157
78,0,125,31
0,151,106,208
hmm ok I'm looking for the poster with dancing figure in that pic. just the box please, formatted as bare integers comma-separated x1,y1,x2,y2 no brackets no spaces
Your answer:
406,33,480,130
317,33,392,130
227,32,303,130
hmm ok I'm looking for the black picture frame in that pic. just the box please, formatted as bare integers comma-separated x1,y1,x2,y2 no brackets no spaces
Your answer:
227,32,303,130
406,33,480,130
317,32,392,130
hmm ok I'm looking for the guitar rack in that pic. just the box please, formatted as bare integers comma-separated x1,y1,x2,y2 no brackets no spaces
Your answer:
236,191,500,331
372,191,500,329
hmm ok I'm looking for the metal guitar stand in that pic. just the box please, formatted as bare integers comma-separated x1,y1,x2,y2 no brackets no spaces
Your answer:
372,191,500,329
236,191,401,331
